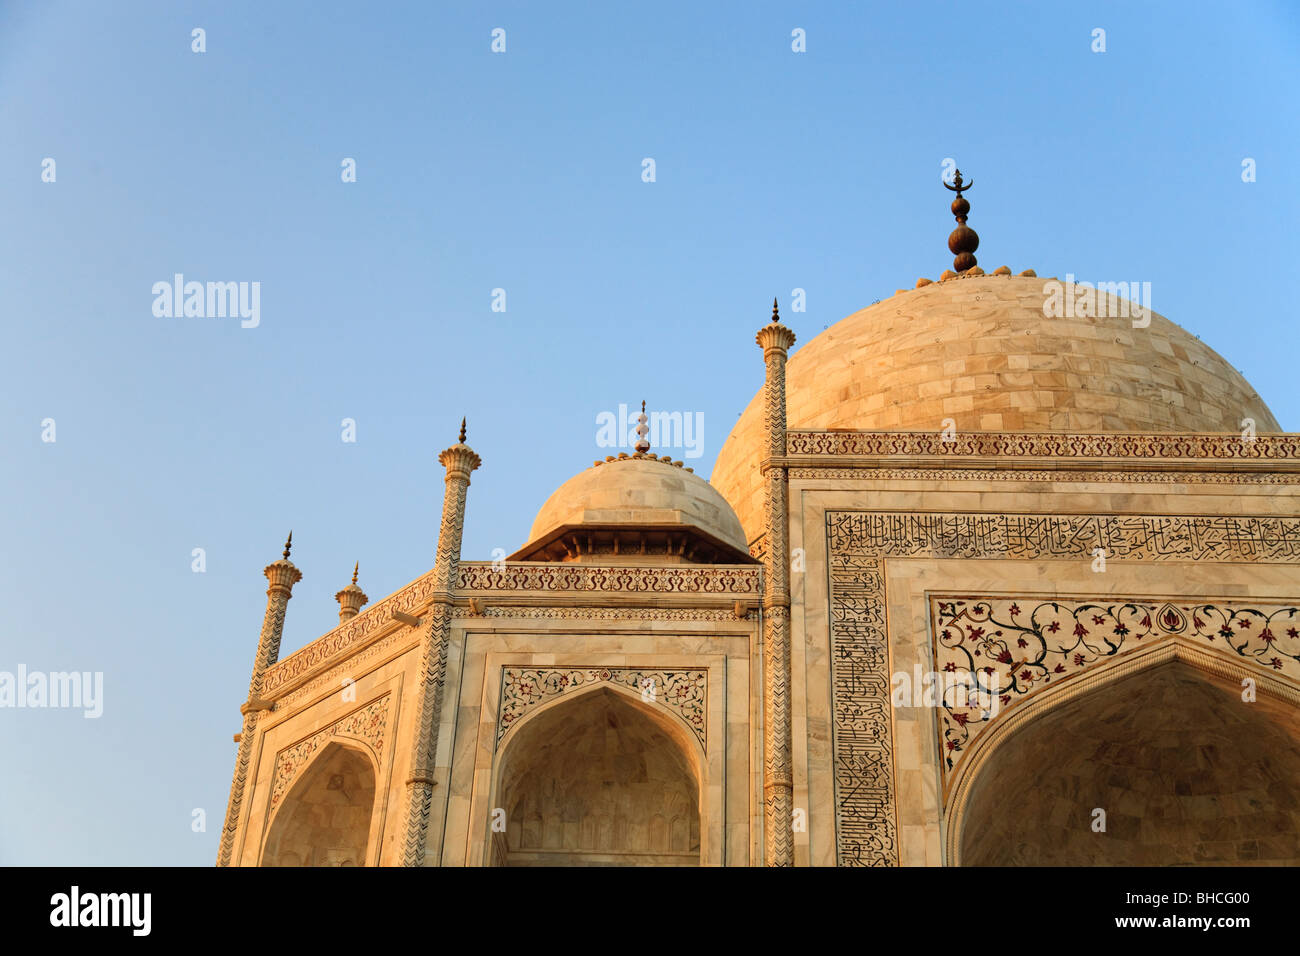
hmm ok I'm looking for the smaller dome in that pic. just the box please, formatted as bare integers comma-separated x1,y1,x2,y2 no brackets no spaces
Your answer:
511,454,751,563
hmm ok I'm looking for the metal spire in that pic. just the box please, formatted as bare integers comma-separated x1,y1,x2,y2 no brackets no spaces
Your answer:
634,400,650,454
943,168,979,273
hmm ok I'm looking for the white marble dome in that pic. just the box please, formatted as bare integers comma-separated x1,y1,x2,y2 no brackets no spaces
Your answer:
512,454,750,562
713,273,1280,543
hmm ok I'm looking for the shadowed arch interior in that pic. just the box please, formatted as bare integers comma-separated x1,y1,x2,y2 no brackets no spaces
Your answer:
494,687,701,866
960,660,1300,865
261,741,376,867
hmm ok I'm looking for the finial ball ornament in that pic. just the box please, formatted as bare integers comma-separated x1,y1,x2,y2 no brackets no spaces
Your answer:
942,167,979,273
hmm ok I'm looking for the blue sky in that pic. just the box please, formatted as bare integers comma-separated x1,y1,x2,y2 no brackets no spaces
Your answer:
1,0,1297,864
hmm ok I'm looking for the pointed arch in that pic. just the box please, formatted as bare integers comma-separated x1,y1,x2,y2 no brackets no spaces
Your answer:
945,639,1300,865
261,739,380,867
489,683,705,866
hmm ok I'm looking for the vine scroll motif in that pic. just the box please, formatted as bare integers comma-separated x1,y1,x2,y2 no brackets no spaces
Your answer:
930,597,1300,785
497,668,706,750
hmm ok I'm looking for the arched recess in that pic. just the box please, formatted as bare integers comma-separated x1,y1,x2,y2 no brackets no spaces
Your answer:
262,740,379,867
946,641,1300,865
489,684,704,866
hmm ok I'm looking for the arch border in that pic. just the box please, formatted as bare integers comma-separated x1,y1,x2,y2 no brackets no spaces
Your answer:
943,637,1300,865
260,736,384,867
486,679,708,866
496,668,707,760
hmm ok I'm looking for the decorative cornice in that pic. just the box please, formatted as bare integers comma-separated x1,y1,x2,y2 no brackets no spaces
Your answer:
458,562,761,595
477,605,758,622
783,431,1300,468
263,567,441,696
789,466,1300,485
262,562,762,697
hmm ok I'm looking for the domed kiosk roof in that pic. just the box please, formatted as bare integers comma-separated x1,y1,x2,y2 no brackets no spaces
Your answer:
510,452,752,563
713,272,1280,544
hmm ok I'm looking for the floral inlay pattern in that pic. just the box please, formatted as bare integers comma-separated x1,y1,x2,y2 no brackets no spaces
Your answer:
931,598,1300,781
497,668,706,750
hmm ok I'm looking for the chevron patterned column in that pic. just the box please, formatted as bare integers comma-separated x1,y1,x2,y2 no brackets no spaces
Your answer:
756,300,796,866
216,533,302,867
401,420,480,866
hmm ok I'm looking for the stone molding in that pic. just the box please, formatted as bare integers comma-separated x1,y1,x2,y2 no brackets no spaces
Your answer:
459,563,761,594
790,466,1300,484
261,563,760,698
785,431,1300,468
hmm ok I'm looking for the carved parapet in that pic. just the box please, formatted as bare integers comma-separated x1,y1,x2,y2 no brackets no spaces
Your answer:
457,561,762,598
782,430,1300,469
261,566,441,697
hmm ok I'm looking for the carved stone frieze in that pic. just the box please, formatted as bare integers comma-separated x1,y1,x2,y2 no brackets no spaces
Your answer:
789,431,1300,462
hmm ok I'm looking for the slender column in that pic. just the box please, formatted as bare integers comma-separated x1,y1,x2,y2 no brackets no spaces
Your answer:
216,533,302,867
401,419,480,866
756,300,796,866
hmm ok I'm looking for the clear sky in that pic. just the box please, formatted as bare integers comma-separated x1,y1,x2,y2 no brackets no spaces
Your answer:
2,0,1297,865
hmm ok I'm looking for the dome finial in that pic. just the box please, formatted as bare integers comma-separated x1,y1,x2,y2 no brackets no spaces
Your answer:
634,400,650,453
771,297,780,323
282,530,293,560
351,561,359,585
943,168,979,273
458,417,467,444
